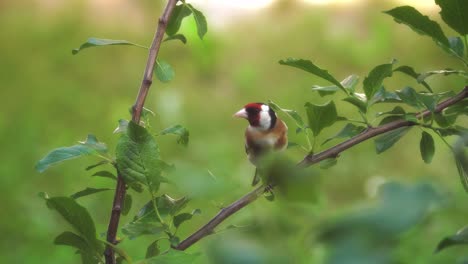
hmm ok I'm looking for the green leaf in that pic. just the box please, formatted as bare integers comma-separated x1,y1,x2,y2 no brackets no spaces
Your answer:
154,60,175,83
160,125,189,146
268,101,305,129
420,131,435,164
279,58,347,93
54,232,101,264
114,119,129,134
448,36,465,58
323,123,366,145
115,121,164,193
312,74,359,96
85,160,110,171
363,62,394,101
375,127,411,154
142,250,199,264
122,194,133,216
376,106,406,117
70,187,113,199
173,209,201,228
72,38,146,55
343,94,367,113
320,158,338,169
396,87,420,108
417,69,468,82
146,240,161,258
453,135,468,192
166,4,192,36
305,101,338,136
156,194,190,217
416,93,437,112
370,87,402,105
163,34,187,44
435,0,468,35
122,220,165,240
436,226,468,253
187,4,208,39
43,196,101,251
384,6,449,48
394,65,432,92
36,135,107,173
92,170,117,180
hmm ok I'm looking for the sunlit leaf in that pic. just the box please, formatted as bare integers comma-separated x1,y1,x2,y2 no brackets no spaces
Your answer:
435,0,468,35
160,125,189,146
36,135,107,173
375,127,411,154
166,4,192,36
279,58,346,93
305,101,338,136
363,62,394,101
384,6,449,48
70,187,113,199
72,38,146,55
420,131,435,164
154,59,175,83
187,4,208,39
115,121,165,193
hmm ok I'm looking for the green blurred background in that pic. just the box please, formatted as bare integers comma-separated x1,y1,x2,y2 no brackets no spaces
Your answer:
1,0,467,263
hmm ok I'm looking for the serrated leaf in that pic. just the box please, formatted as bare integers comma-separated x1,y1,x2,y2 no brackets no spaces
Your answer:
85,160,110,171
394,65,432,92
92,170,117,180
163,34,187,44
384,6,449,48
143,250,199,264
435,0,468,35
160,125,189,146
43,196,101,252
420,131,435,164
436,226,468,253
323,123,366,145
268,101,305,129
154,60,175,83
72,38,146,55
187,4,208,39
343,94,367,113
36,135,107,173
122,194,133,216
305,101,338,136
115,121,164,193
166,4,192,36
375,127,411,154
173,209,201,228
363,62,394,101
71,187,113,199
146,240,161,258
279,58,346,93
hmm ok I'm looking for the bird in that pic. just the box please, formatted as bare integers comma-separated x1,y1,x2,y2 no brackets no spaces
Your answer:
234,102,288,186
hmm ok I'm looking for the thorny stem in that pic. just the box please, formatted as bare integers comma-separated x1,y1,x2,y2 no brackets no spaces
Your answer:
104,1,178,263
174,86,468,251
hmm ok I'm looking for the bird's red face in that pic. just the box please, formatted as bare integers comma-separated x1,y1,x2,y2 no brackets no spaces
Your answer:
233,102,276,129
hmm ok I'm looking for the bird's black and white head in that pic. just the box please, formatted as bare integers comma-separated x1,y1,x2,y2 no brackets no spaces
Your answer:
234,102,277,130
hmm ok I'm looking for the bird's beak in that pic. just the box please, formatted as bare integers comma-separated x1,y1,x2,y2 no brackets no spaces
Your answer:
233,108,248,119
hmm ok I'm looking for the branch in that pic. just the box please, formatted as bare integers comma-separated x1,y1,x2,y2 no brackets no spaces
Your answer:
174,86,468,251
105,1,178,263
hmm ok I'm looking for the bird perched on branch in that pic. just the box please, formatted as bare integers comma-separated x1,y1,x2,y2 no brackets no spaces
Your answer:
234,102,288,186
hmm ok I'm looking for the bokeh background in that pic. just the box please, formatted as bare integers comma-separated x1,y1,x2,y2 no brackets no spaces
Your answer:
1,0,467,263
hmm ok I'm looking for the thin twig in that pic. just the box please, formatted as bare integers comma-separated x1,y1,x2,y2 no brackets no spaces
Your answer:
104,1,178,263
174,86,468,251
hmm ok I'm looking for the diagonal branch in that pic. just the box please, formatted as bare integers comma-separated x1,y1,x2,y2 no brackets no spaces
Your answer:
175,86,468,251
104,1,178,263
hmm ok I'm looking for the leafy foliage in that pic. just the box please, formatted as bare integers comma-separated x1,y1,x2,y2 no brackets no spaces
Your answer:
305,101,338,137
72,38,146,55
160,125,190,147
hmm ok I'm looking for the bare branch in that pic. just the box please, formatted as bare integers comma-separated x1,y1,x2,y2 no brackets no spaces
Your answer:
175,86,468,251
105,1,178,263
